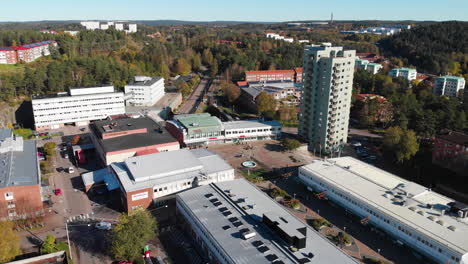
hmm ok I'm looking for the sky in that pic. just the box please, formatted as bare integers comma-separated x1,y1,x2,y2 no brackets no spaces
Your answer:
1,0,467,22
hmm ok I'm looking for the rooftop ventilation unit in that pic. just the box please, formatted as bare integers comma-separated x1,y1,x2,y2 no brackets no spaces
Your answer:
427,216,436,221
448,225,456,231
417,211,425,216
436,220,445,226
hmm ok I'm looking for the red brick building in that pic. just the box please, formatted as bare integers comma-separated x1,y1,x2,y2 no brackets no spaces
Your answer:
432,131,468,176
0,40,57,64
245,68,303,83
0,129,43,220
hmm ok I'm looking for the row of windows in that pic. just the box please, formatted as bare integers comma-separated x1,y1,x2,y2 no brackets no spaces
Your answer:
301,174,462,263
35,101,124,111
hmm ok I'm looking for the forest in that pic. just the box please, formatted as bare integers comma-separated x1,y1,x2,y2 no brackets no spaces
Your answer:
380,21,468,76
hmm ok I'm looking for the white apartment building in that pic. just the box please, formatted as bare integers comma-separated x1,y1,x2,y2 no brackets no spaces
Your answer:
125,76,165,106
433,76,466,98
115,23,124,31
299,157,468,264
355,59,382,74
80,21,101,30
388,67,417,81
299,44,356,153
32,86,125,130
127,24,137,33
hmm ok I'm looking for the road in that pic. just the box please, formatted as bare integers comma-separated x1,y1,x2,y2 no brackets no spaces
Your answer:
177,77,210,114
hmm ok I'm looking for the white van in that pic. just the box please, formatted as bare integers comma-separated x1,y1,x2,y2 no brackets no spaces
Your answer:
68,167,75,174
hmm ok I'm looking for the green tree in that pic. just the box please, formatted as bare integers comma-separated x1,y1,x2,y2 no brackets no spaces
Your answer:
41,234,56,254
0,221,21,262
179,82,192,98
43,142,57,157
281,138,302,152
210,59,218,78
256,91,276,116
111,210,157,263
383,127,419,163
192,53,202,72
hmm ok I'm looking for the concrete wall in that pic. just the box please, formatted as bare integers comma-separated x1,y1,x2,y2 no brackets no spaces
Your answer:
0,185,43,220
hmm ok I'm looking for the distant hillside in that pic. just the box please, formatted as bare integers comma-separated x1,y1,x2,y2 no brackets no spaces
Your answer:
380,21,468,75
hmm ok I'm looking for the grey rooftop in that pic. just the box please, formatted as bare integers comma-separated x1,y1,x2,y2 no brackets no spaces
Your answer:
177,179,357,264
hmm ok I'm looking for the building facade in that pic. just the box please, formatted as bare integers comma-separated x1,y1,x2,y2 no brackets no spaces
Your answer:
432,131,468,176
125,76,165,106
81,149,234,212
388,67,417,81
245,68,303,83
90,116,180,165
0,129,42,220
299,44,356,152
176,179,358,264
433,76,466,97
239,81,301,113
165,113,282,148
32,86,125,130
0,41,57,64
355,59,382,74
299,157,468,264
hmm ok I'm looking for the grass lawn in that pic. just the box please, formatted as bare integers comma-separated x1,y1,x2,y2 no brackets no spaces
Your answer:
0,64,25,74
13,128,33,139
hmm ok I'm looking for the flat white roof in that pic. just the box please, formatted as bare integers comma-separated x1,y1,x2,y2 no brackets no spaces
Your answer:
300,157,468,254
223,120,282,131
177,179,357,264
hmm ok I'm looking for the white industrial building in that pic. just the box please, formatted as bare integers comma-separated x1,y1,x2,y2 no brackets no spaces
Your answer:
298,157,468,264
32,86,125,130
80,21,137,33
388,67,417,81
176,179,358,264
125,76,165,106
81,149,235,212
80,21,101,30
433,76,466,98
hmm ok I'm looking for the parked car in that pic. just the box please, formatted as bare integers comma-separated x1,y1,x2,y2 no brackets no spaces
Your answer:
118,261,133,264
62,152,69,159
96,221,112,230
350,141,362,147
67,167,75,174
80,128,86,132
56,167,64,172
38,156,46,161
53,189,62,196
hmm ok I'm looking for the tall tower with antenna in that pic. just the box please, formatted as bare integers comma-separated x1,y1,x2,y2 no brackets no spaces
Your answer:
331,12,334,24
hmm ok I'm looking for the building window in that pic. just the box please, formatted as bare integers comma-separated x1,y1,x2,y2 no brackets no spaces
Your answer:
7,201,15,209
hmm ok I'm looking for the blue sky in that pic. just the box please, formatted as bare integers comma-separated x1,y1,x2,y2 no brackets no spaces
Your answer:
2,0,467,22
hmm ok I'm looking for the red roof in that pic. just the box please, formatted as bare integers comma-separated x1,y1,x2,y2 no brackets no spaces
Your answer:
294,67,303,73
136,149,159,156
237,81,248,86
246,70,295,75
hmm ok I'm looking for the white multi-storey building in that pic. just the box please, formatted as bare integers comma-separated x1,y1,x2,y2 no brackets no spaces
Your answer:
127,24,137,33
32,86,125,130
433,76,466,98
115,23,124,31
355,59,382,74
80,21,101,30
299,44,356,153
125,76,165,106
299,157,468,264
388,67,417,81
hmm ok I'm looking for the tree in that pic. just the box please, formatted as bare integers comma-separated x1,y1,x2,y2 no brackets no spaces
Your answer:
383,127,419,163
192,53,202,72
210,59,218,78
41,234,56,254
281,138,301,152
43,142,57,157
112,210,157,263
220,81,240,104
174,58,191,75
0,221,21,262
179,82,192,98
256,91,276,116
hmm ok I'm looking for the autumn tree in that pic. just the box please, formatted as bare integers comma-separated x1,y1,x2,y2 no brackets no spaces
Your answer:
192,53,202,72
210,59,218,78
281,138,301,152
179,82,192,98
220,81,240,104
112,210,157,263
256,91,276,117
174,58,191,75
0,221,21,262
